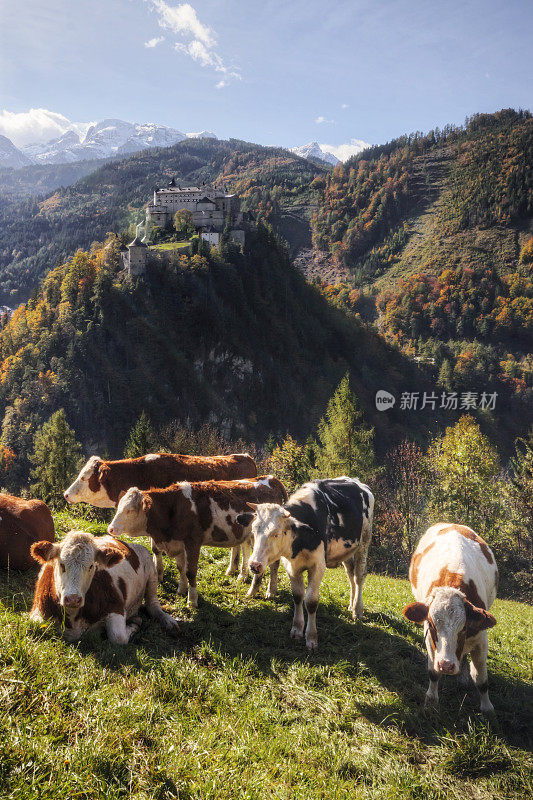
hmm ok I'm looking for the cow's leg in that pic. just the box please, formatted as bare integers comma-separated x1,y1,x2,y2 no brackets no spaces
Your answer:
174,543,188,596
353,545,368,619
266,559,280,599
247,572,263,597
425,644,440,707
343,556,356,614
289,573,305,640
458,655,470,688
238,539,251,581
151,540,164,582
470,633,494,714
144,567,180,634
105,612,140,645
304,562,326,651
184,540,202,609
225,546,241,576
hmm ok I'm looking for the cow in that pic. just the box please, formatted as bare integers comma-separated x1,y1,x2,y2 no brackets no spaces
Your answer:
402,523,498,713
0,494,55,571
29,531,179,644
107,476,288,608
241,477,374,651
63,452,257,581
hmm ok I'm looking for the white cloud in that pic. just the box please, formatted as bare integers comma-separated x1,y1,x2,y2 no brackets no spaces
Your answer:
316,115,335,124
152,1,215,46
0,108,91,147
149,1,239,86
320,138,370,162
341,103,349,109
145,36,165,47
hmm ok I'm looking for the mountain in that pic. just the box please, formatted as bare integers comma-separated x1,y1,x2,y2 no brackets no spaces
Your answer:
0,137,325,302
290,142,339,166
20,119,187,164
0,227,439,487
186,131,218,140
0,135,32,169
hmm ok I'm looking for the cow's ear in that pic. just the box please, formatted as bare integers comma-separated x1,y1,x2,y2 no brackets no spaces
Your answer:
402,602,429,624
30,541,59,564
236,512,255,528
98,463,110,486
464,601,497,634
280,508,291,518
246,502,258,511
95,544,124,568
141,494,152,513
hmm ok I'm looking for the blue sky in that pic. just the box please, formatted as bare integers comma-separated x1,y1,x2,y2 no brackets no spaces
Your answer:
0,0,531,156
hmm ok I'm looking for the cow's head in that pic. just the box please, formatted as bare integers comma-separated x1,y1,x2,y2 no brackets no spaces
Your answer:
108,487,151,538
238,503,291,576
31,531,124,610
403,587,496,675
64,456,115,508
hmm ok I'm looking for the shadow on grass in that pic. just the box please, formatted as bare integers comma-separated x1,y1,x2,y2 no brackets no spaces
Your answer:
2,567,532,751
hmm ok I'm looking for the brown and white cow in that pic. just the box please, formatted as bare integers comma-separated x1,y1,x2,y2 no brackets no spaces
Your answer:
30,531,179,644
403,523,498,713
63,452,257,580
0,493,55,571
108,476,288,608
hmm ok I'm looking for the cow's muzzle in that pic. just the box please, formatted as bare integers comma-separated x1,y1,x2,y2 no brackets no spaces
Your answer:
249,561,264,576
436,659,458,675
63,594,83,609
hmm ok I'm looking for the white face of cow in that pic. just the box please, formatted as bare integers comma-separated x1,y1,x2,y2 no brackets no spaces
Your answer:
30,531,123,609
108,487,150,538
64,456,115,508
247,503,291,576
403,588,497,675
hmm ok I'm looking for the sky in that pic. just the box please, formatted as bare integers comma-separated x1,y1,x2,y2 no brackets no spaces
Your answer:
0,0,532,158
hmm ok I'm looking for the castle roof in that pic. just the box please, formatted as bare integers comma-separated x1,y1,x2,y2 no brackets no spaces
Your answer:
128,236,147,248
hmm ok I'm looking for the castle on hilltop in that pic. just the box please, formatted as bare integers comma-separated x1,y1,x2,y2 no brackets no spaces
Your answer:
146,179,246,248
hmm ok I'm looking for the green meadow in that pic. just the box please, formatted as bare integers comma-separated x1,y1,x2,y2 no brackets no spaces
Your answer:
0,512,531,800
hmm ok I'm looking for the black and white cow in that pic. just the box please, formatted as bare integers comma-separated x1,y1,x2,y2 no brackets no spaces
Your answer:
239,477,374,650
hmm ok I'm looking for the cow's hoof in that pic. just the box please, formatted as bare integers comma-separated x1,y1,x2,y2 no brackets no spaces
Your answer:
290,627,303,640
157,571,165,582
424,694,439,709
225,567,238,577
480,700,495,715
265,591,277,600
246,587,259,598
306,639,318,651
177,583,188,596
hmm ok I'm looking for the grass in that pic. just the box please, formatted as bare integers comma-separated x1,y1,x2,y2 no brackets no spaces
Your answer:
0,513,531,799
150,241,192,252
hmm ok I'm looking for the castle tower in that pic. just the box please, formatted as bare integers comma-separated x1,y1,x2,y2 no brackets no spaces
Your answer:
127,235,147,276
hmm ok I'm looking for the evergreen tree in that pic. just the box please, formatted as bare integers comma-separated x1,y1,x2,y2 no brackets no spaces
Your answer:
315,373,376,480
30,409,82,507
268,435,313,492
124,411,157,458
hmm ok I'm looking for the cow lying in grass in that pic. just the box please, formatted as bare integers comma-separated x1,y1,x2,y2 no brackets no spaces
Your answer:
241,477,374,651
63,452,257,581
403,523,498,713
108,476,288,608
30,531,179,644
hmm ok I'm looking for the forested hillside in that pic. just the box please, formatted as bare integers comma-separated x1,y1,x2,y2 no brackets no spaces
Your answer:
0,139,323,304
307,110,532,427
0,225,440,486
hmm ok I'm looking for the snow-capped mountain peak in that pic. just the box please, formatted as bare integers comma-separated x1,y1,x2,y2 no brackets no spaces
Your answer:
290,142,339,166
0,135,32,169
